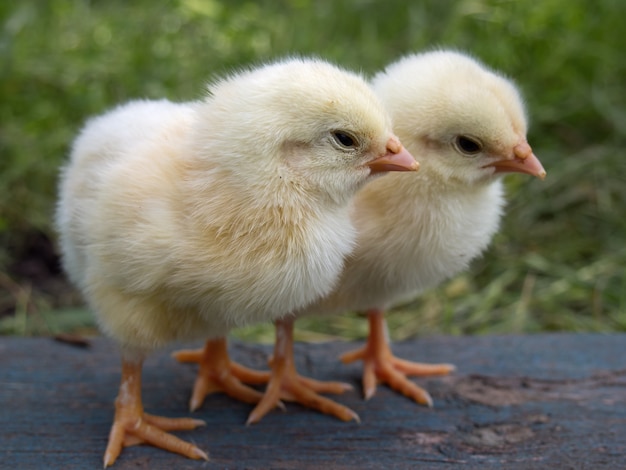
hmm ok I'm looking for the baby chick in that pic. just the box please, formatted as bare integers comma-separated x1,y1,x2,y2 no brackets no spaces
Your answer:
324,49,546,405
56,58,418,466
244,50,547,423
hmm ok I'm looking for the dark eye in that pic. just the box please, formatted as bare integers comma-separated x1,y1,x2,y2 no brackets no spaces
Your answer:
455,136,482,155
332,131,357,149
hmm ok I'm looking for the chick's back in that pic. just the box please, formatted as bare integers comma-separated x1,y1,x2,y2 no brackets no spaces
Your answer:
58,100,208,347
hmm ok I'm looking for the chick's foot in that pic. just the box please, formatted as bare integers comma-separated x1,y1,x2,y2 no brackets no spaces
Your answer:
340,310,455,406
173,337,272,411
103,360,208,467
247,318,359,425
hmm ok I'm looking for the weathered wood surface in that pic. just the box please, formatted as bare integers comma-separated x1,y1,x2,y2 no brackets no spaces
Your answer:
1,334,625,469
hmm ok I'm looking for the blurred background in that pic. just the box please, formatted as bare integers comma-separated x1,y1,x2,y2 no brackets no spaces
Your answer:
1,0,624,342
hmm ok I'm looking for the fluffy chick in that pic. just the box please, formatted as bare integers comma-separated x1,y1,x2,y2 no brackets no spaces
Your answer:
56,58,417,466
250,50,546,419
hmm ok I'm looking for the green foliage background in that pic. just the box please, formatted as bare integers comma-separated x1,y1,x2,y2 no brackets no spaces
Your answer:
1,0,625,340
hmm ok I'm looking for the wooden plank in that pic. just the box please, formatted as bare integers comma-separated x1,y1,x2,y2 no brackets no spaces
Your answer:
1,334,625,469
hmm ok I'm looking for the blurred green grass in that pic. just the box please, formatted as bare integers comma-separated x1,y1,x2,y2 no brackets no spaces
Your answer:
1,0,624,341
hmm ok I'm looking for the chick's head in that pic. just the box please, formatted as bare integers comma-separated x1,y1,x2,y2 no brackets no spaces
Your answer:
194,58,417,205
372,50,545,188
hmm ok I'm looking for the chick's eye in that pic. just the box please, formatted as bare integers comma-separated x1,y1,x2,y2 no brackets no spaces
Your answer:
332,131,357,149
455,136,482,156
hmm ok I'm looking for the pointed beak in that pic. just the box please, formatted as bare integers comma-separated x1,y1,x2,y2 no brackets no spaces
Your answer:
486,141,547,180
367,137,420,174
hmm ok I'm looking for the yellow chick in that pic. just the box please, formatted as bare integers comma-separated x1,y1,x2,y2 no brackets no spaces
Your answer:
56,58,418,466
242,50,547,424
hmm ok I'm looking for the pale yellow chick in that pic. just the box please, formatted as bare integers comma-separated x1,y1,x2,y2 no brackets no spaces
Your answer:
56,58,418,466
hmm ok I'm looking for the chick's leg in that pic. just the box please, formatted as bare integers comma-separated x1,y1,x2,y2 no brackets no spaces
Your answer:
103,359,208,467
247,317,359,425
173,337,271,411
340,309,455,406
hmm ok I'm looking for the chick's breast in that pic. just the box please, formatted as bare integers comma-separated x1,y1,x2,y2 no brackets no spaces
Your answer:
342,173,504,310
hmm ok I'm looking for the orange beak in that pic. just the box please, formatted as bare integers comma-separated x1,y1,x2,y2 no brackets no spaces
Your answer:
486,141,547,179
367,137,420,174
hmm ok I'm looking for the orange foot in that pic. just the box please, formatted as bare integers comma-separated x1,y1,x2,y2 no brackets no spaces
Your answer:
247,317,359,425
103,359,208,467
340,309,455,406
173,337,277,411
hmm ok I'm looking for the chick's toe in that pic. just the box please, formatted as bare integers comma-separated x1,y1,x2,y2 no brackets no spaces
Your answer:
247,318,359,425
340,310,454,405
103,360,208,468
173,338,271,411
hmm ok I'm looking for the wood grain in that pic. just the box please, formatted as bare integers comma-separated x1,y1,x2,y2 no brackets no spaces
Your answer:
1,334,625,469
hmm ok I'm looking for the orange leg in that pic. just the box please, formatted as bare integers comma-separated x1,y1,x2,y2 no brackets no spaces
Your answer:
340,309,455,406
247,317,359,425
173,337,273,411
103,359,208,467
